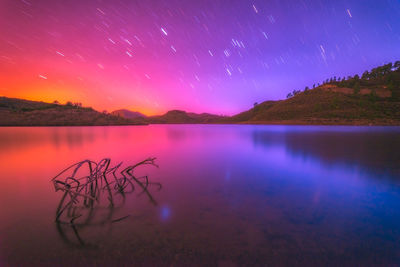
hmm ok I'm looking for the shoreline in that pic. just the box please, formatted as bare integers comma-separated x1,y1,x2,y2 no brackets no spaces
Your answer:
235,119,400,126
1,120,400,127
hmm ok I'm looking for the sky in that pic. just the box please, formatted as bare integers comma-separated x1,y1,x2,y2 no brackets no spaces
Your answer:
0,0,399,115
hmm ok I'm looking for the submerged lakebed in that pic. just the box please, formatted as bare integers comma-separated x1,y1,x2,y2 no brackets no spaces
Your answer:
0,125,399,266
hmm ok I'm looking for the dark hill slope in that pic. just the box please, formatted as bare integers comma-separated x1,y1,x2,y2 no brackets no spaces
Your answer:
111,109,146,119
229,88,400,125
0,97,145,126
111,109,147,124
229,62,400,125
149,110,225,124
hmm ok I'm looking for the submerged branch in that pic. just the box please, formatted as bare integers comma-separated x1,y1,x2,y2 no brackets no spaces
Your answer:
52,157,160,224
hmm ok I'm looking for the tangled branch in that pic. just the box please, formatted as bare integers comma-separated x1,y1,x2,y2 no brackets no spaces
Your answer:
52,158,160,225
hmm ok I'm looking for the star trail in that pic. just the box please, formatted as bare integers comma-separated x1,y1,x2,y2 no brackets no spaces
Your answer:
0,0,399,115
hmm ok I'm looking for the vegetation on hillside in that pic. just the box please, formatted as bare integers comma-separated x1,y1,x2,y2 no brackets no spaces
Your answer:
1,62,399,126
0,97,145,126
148,110,225,124
111,109,147,124
111,109,146,119
231,62,400,125
287,61,400,100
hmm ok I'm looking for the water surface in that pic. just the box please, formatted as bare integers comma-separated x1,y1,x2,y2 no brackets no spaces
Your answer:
0,125,399,266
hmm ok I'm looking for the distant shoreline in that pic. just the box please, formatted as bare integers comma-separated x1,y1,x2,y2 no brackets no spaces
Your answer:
1,120,400,127
0,124,148,127
2,60,400,127
236,119,400,126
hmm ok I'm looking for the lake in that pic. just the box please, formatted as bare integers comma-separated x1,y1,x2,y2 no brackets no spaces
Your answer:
0,125,399,266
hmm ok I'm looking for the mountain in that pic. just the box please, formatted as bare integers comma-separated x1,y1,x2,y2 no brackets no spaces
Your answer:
111,109,146,119
0,97,146,126
110,109,225,124
148,110,225,124
1,62,399,126
227,61,400,125
227,88,399,125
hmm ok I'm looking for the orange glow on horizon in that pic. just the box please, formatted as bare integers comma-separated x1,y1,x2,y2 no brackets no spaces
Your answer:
0,89,163,116
0,71,165,116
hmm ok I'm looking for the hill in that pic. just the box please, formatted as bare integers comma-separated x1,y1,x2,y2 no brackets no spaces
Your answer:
1,62,399,126
148,110,225,124
228,61,400,125
111,109,147,124
0,97,146,126
111,109,146,119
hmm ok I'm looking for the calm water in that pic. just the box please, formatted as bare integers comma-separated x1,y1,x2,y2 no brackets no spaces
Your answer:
0,125,399,266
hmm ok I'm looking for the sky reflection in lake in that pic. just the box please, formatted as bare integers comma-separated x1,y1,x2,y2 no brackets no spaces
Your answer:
0,125,399,266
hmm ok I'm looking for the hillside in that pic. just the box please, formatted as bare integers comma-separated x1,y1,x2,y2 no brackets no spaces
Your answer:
111,109,146,119
0,97,146,126
110,109,225,124
111,109,147,124
228,62,400,125
1,62,399,126
229,89,400,125
148,110,225,124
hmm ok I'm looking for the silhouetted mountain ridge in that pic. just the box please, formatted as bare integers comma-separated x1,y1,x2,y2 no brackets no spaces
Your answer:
0,97,145,126
148,110,225,124
111,109,146,119
1,62,399,126
226,61,400,125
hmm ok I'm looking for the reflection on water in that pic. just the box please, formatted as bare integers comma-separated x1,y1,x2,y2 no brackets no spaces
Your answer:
0,125,399,266
252,126,400,177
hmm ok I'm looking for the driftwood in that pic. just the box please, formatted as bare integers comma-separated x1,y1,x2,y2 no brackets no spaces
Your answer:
52,158,161,246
